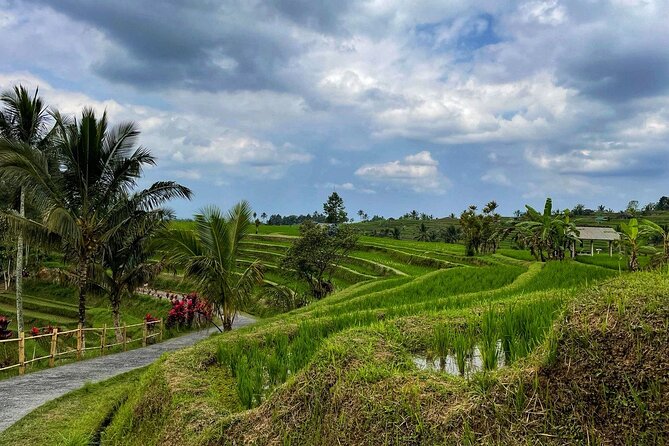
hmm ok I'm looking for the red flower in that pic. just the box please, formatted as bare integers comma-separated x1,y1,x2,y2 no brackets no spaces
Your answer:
31,327,40,336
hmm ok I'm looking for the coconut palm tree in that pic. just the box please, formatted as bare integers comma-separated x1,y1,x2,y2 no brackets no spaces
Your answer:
0,85,53,333
96,205,170,341
156,202,264,331
415,222,430,241
0,108,191,328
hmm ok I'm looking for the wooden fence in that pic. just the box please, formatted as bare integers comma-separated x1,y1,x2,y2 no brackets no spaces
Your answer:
0,319,163,375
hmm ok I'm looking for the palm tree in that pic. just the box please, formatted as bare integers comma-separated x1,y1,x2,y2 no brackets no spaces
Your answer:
620,218,641,271
415,222,430,242
156,202,264,331
0,108,191,328
0,85,52,333
392,227,401,240
517,198,578,261
96,206,169,341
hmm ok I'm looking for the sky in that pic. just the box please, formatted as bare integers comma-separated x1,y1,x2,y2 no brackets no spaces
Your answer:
1,0,668,218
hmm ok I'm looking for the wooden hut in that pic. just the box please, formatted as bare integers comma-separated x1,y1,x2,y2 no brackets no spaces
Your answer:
572,226,621,257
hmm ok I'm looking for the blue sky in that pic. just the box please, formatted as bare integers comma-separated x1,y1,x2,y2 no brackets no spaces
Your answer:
1,0,668,218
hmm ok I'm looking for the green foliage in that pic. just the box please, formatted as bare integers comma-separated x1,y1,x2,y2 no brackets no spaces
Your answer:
515,197,579,261
157,202,263,330
459,201,502,255
281,220,358,298
323,191,348,224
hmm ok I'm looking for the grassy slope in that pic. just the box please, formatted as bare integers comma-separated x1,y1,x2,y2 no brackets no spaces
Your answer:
220,272,668,445
6,235,663,446
59,259,627,445
0,368,145,446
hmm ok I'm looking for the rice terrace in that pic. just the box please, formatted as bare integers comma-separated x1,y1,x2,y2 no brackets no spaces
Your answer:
0,2,668,445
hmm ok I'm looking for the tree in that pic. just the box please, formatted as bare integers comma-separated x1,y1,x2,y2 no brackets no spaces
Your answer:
260,212,267,222
641,219,669,264
157,203,263,330
391,227,401,240
626,200,639,216
572,203,586,215
440,225,461,243
281,220,357,299
655,196,669,211
323,192,347,224
0,108,191,329
415,222,430,241
620,218,642,271
0,85,52,334
597,204,606,213
516,198,578,261
254,218,261,234
459,201,502,255
97,206,168,341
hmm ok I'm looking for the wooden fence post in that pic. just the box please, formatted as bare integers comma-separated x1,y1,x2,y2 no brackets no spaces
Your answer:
123,323,127,351
142,320,147,347
159,318,164,342
101,324,106,355
49,328,58,367
76,323,83,360
18,331,25,375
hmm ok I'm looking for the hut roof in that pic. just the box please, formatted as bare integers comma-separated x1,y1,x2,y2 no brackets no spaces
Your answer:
575,226,620,241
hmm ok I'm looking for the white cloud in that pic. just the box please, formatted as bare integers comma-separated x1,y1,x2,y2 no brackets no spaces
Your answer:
519,0,567,26
0,72,312,180
173,169,202,180
481,170,511,186
525,145,631,174
317,182,376,194
355,151,447,193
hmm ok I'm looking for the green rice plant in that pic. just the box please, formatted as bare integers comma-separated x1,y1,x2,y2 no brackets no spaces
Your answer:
452,325,476,376
480,308,500,371
266,333,289,385
432,324,452,370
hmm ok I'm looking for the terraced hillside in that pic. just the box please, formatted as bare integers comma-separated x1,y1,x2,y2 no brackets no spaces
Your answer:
6,229,663,445
149,232,474,310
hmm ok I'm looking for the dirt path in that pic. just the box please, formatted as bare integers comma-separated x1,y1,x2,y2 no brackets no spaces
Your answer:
0,314,255,433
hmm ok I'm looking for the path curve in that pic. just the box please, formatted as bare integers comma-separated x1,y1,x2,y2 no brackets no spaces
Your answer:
0,314,255,433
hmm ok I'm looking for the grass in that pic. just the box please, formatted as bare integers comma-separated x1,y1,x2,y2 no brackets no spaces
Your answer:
5,231,667,445
0,368,145,446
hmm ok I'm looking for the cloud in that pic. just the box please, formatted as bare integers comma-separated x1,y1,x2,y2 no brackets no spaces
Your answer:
3,1,669,215
317,182,376,194
355,151,447,193
481,170,511,186
0,72,312,180
525,144,633,176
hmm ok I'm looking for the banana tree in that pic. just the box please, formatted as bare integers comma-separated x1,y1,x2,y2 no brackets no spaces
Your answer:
516,198,579,261
620,218,641,271
640,219,668,265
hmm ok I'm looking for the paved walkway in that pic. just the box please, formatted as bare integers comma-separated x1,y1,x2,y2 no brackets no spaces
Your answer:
0,314,255,433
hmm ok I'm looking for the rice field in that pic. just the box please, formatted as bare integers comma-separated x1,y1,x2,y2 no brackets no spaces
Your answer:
1,230,649,445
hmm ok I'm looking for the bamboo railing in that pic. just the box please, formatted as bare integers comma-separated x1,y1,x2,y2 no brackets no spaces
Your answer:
0,319,163,375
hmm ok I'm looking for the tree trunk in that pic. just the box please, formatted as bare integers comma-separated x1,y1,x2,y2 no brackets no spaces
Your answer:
111,291,123,342
15,187,25,334
77,253,90,329
629,248,639,272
